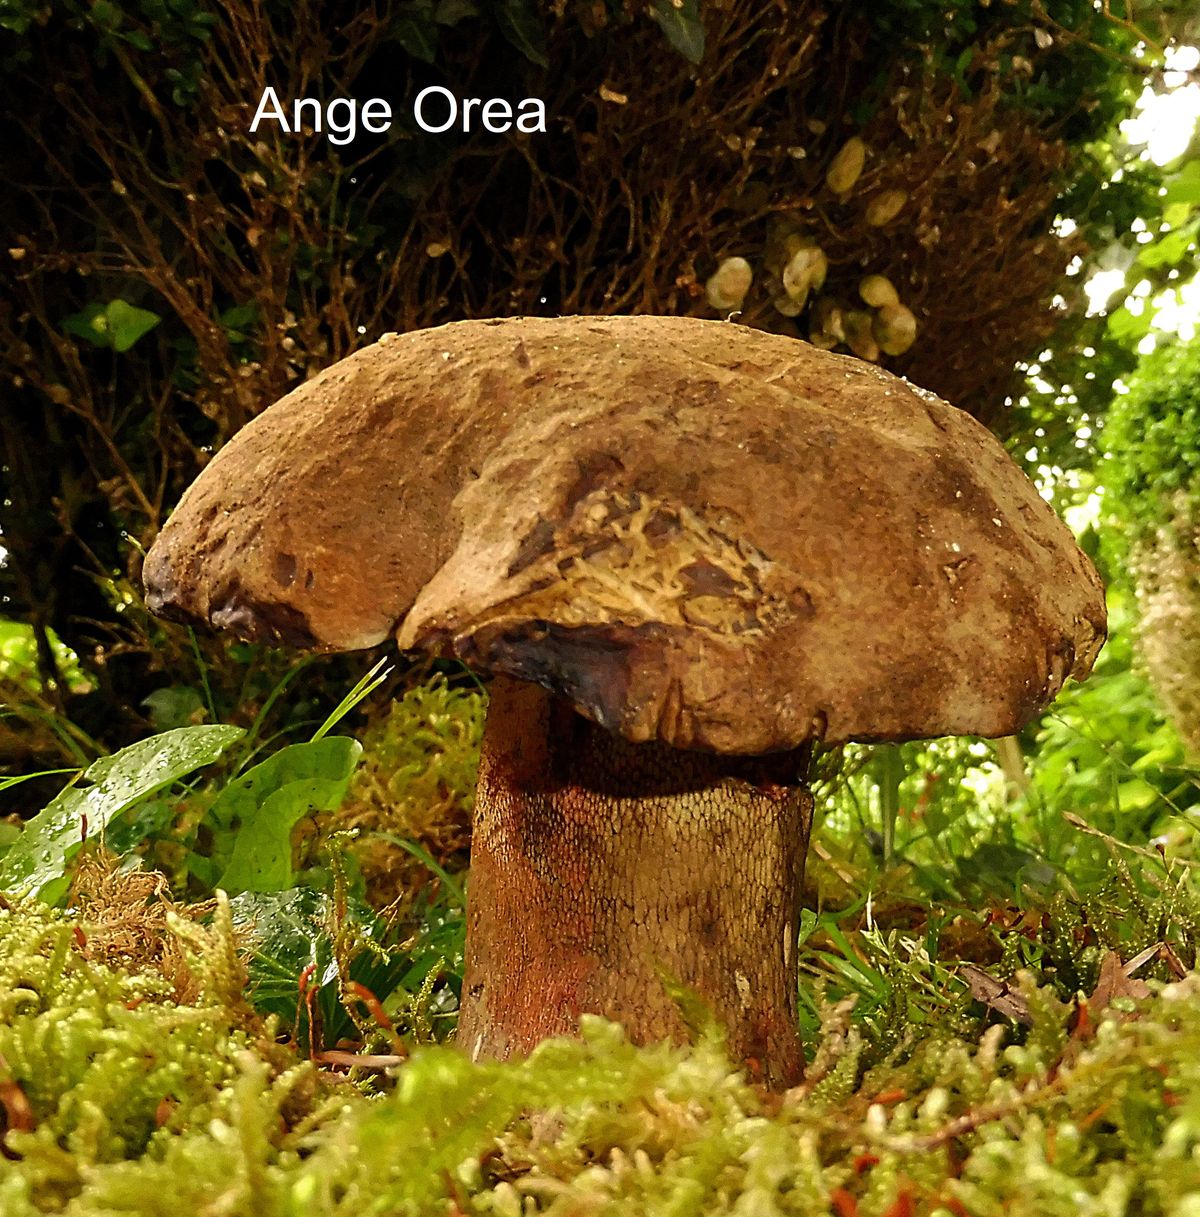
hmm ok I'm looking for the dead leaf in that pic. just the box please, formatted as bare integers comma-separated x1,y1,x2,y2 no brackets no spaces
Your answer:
1089,950,1151,1015
313,1050,406,1071
0,1052,34,1158
960,964,1032,1025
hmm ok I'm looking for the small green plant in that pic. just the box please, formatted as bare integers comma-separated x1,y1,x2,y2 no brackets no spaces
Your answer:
187,736,362,893
61,299,162,353
0,660,475,1060
0,725,244,903
0,895,318,1214
7,889,1200,1217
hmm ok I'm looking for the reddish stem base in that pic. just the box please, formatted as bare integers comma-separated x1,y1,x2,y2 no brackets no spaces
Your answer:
457,676,813,1089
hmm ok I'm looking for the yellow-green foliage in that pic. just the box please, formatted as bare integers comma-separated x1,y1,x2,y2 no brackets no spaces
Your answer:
346,676,483,842
10,896,1200,1215
339,676,483,904
284,990,1200,1215
0,898,319,1215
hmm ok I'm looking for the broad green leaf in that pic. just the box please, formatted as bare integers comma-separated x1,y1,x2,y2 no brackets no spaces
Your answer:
215,737,362,894
103,796,176,856
1136,223,1197,269
649,0,705,64
394,13,438,63
0,725,243,900
62,299,162,352
496,0,548,68
1164,160,1200,209
105,299,162,352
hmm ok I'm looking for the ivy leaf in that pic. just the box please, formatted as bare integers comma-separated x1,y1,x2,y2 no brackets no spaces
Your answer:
496,0,548,68
213,736,362,894
649,0,705,64
0,726,243,901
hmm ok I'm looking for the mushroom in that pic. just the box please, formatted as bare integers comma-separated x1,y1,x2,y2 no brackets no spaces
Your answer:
143,315,1106,1088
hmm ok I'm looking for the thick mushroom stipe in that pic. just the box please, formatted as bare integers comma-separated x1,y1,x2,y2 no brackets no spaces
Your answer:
144,315,1107,1085
462,676,812,1089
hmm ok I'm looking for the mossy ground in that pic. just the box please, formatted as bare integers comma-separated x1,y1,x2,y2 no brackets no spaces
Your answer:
2,635,1196,1216
5,891,1200,1217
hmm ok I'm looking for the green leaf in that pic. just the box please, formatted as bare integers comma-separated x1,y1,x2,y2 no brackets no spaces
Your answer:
797,908,819,947
90,0,122,29
105,299,162,352
219,303,258,332
0,725,243,900
1163,160,1200,209
231,887,405,1044
649,0,705,64
1115,778,1159,812
214,737,362,894
62,299,162,352
142,686,207,731
495,0,548,68
233,887,337,999
311,656,390,742
394,12,438,63
1136,223,1197,269
1106,304,1151,343
61,303,111,348
434,0,478,24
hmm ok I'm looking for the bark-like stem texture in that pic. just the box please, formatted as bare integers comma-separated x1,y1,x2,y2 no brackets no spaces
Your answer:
458,676,814,1089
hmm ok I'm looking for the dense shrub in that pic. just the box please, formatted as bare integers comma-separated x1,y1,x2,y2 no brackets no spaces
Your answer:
1101,336,1200,752
0,0,1179,767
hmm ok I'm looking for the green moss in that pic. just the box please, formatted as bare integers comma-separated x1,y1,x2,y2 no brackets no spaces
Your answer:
338,675,483,904
354,676,483,821
9,896,1200,1214
1100,335,1200,754
1101,335,1200,553
0,897,323,1213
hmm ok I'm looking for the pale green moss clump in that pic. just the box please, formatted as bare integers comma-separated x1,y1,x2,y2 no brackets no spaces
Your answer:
7,894,1200,1215
337,676,484,904
0,897,328,1216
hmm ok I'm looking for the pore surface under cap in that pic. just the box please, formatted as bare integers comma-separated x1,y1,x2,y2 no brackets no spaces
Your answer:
144,315,1105,753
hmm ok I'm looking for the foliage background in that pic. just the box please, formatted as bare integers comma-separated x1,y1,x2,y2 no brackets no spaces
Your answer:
1,2,1200,1213
1,0,1197,787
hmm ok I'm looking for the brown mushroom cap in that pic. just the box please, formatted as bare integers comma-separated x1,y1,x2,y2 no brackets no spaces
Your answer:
144,315,1105,753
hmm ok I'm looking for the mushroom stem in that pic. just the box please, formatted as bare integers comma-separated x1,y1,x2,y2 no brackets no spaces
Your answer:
458,675,814,1089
